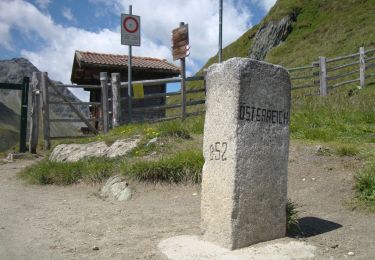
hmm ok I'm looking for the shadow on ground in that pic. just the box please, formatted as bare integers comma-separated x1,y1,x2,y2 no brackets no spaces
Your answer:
291,217,343,238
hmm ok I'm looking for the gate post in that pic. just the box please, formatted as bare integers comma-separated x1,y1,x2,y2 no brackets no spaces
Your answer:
29,72,41,154
359,47,365,89
41,72,51,149
100,72,109,133
111,73,121,127
19,77,29,153
319,56,328,96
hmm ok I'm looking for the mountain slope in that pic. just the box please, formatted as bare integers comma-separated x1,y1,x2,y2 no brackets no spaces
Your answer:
202,0,375,69
0,58,88,151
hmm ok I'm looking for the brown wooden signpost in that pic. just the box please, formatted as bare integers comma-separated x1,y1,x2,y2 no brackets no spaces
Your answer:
172,22,190,119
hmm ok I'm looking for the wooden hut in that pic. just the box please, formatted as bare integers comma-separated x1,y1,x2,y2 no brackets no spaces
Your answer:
70,51,180,125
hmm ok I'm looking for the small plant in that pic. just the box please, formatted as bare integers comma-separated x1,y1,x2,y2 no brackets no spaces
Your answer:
286,200,300,235
157,121,190,139
336,144,359,157
355,160,375,208
19,158,115,185
121,150,204,183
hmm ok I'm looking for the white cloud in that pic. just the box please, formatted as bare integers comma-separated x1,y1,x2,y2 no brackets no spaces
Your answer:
62,7,75,22
1,0,252,100
35,0,51,9
251,0,277,11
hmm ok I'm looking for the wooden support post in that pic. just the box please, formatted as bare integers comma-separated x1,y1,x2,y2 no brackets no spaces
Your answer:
100,72,109,133
111,73,121,127
41,72,51,150
180,22,187,120
359,47,365,89
319,56,328,96
19,77,29,153
181,57,187,120
29,72,41,154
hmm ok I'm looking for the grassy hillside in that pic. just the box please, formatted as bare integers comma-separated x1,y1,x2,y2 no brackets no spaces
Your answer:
203,0,375,69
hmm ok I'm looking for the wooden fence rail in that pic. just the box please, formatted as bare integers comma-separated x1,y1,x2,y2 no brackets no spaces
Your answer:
288,46,375,96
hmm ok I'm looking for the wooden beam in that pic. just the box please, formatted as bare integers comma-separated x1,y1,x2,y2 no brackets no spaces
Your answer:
48,78,98,134
29,72,41,154
41,72,51,150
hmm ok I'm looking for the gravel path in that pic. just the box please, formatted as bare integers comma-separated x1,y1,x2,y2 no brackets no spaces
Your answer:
0,142,374,259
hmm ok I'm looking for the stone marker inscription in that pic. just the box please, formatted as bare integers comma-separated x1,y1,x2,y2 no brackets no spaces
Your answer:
201,58,291,250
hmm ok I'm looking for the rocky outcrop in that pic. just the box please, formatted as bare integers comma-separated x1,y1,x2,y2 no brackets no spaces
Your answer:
49,138,140,162
249,15,295,61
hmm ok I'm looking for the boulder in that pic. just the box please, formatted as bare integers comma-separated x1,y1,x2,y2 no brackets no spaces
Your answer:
100,175,132,201
49,138,140,162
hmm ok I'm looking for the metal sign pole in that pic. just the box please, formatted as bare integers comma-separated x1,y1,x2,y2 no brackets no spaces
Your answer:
128,5,133,123
219,0,223,63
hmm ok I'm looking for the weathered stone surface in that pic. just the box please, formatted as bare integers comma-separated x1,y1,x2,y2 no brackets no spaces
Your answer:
100,175,132,201
201,58,291,249
49,138,140,162
249,16,295,61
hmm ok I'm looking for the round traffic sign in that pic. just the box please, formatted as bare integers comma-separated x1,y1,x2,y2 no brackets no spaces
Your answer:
123,17,139,33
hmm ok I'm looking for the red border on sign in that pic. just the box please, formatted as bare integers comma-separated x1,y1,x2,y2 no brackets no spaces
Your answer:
123,17,139,33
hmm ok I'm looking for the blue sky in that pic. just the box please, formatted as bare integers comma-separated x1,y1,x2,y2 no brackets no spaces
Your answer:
0,0,276,99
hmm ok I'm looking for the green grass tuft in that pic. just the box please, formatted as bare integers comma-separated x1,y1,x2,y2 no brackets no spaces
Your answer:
121,150,204,184
335,144,360,156
19,158,115,185
286,200,300,234
355,159,375,209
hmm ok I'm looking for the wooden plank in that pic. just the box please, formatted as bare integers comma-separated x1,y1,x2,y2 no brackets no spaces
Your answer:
365,48,375,54
292,83,316,90
186,110,206,117
49,101,101,106
319,56,328,96
327,61,359,72
48,78,98,134
41,72,51,150
49,135,95,140
290,74,315,80
54,84,101,89
366,56,375,62
100,72,109,133
50,118,93,123
326,52,359,63
186,99,205,106
330,78,359,89
0,83,23,90
326,69,359,81
287,65,313,72
111,73,121,128
186,88,206,94
366,63,375,69
359,47,366,88
126,103,182,112
29,72,41,154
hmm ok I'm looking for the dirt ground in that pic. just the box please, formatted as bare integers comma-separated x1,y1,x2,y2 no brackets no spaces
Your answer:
0,142,374,259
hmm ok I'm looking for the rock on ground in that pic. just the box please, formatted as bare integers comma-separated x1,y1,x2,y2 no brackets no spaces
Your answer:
49,138,140,162
100,175,132,201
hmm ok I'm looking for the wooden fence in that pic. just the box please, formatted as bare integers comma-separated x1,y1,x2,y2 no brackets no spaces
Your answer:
28,72,205,151
29,46,374,151
288,46,375,95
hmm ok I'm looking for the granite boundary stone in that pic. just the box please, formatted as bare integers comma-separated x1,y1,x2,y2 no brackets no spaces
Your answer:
201,58,291,249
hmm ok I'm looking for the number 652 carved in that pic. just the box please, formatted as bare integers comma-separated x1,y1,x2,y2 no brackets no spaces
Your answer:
209,142,227,161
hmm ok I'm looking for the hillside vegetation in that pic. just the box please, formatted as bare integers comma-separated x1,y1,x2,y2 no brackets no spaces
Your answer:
203,0,375,69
